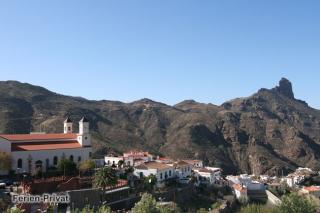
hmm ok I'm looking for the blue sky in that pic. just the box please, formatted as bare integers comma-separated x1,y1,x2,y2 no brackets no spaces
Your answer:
0,1,319,109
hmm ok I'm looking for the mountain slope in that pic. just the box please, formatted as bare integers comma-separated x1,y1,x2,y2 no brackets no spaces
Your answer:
0,79,319,175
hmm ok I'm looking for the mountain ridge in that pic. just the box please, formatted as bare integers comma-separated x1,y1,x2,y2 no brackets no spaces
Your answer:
0,78,319,175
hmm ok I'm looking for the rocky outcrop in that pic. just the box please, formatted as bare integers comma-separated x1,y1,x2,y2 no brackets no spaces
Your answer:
273,78,295,99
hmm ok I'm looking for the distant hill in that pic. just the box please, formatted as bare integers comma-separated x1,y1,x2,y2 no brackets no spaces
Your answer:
0,78,319,175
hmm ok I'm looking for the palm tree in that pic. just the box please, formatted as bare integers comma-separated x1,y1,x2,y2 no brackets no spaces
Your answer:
93,167,118,203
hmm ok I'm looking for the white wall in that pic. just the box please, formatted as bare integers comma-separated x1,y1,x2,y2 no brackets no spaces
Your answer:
156,167,175,182
79,122,89,135
176,165,192,179
77,134,91,147
197,172,215,184
105,156,123,166
11,147,92,174
134,167,175,183
134,168,157,178
124,156,134,167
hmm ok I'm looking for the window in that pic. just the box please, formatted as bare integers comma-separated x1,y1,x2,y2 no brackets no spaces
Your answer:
78,156,81,162
68,127,71,131
53,156,58,165
169,170,172,176
17,159,22,169
160,173,163,180
69,155,74,162
89,152,92,158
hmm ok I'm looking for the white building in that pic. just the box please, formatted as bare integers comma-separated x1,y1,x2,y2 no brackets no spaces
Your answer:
123,151,153,166
105,151,153,167
0,117,92,175
134,161,175,186
282,175,305,188
170,160,192,183
193,168,220,185
226,174,265,191
105,156,124,167
260,175,270,182
205,167,222,180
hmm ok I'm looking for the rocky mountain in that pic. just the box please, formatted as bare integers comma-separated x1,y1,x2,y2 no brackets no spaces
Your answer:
0,78,320,175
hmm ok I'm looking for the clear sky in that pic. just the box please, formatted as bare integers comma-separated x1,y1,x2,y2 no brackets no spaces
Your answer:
0,1,319,109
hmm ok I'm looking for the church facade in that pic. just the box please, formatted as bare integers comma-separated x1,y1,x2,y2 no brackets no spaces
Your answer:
0,117,92,175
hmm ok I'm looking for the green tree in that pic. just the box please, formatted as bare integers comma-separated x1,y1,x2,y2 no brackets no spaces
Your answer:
94,167,118,203
57,159,77,175
240,204,279,213
196,208,208,213
132,193,180,213
132,193,159,213
118,160,124,168
71,205,111,213
97,205,112,213
93,167,118,189
79,159,95,173
157,204,179,213
278,193,316,213
0,199,9,212
80,205,94,213
238,196,249,205
0,152,11,172
144,174,157,192
279,181,290,195
5,208,25,213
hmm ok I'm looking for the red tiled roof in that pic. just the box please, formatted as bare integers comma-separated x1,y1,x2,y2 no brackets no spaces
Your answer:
124,151,151,157
11,141,82,151
0,133,78,142
135,162,173,170
233,184,247,192
174,160,190,168
303,186,320,192
196,168,212,173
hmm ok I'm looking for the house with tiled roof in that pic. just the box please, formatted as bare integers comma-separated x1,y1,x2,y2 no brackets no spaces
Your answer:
193,167,222,186
0,117,92,175
232,184,248,200
133,161,175,186
183,159,203,168
301,186,320,198
105,150,153,168
167,160,192,183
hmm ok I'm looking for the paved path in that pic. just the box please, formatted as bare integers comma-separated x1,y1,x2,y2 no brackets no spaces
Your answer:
266,190,281,205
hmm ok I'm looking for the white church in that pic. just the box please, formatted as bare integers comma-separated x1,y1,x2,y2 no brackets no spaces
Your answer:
0,117,92,175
